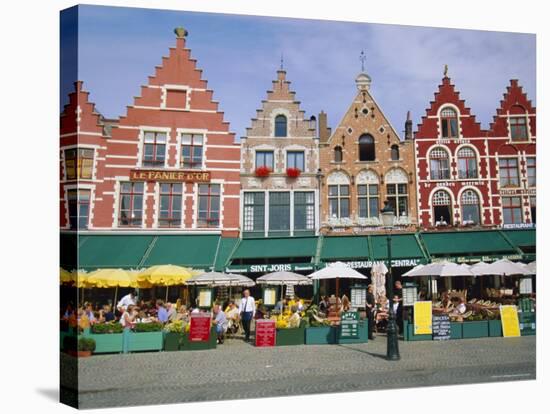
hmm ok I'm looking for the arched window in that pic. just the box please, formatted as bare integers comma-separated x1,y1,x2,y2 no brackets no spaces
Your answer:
429,147,450,180
509,105,528,141
334,146,343,163
358,134,375,161
457,147,478,179
432,190,452,225
461,190,480,225
327,172,350,219
440,107,458,138
356,170,379,218
391,144,399,161
274,115,287,137
385,168,409,218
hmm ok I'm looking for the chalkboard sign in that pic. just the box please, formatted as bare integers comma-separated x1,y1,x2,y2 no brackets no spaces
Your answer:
432,314,451,341
340,311,360,339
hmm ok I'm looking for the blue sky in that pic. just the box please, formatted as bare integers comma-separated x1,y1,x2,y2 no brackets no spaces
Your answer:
61,4,536,139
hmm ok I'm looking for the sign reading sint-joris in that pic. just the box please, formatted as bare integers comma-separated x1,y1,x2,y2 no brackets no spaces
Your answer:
130,169,211,183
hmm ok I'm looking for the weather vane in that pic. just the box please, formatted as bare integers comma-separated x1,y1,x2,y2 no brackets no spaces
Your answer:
280,53,284,70
360,50,366,72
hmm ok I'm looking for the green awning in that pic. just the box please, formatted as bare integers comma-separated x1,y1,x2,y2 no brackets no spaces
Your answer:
501,229,536,253
320,236,369,260
213,237,239,271
142,235,220,269
231,237,318,260
78,234,155,270
420,230,516,257
370,234,425,261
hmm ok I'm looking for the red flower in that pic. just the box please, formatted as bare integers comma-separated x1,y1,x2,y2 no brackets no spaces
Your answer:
255,166,271,177
286,167,301,178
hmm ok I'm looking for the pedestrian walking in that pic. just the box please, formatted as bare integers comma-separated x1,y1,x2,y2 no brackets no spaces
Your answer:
366,284,375,340
238,289,256,342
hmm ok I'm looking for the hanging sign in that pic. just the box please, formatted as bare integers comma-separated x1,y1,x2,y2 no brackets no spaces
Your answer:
189,314,211,342
255,319,276,347
198,288,212,308
414,301,433,335
263,287,277,307
130,169,211,183
501,305,521,337
340,311,360,339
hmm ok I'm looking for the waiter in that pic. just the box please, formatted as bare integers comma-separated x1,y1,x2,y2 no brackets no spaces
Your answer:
366,284,375,340
238,289,256,342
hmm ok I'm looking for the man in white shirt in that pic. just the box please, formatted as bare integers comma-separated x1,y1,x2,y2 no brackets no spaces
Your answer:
238,289,256,342
117,290,137,313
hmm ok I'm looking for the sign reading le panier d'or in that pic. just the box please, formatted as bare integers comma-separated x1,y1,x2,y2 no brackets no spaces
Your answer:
130,169,211,183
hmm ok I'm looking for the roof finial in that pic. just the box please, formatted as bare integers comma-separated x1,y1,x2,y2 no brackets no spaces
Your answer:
444,64,449,77
174,27,188,38
280,53,284,71
360,50,366,72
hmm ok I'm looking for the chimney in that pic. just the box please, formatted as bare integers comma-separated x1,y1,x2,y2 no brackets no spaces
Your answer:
404,110,412,140
318,111,330,143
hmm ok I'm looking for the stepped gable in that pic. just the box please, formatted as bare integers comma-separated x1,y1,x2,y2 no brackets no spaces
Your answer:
60,81,104,137
489,79,536,138
415,76,483,138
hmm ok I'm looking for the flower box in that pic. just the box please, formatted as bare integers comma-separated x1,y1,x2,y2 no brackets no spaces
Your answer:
255,166,271,178
180,327,217,350
305,326,336,345
450,322,463,339
337,321,369,344
286,167,301,178
462,320,489,338
488,319,502,337
84,332,124,354
164,332,185,351
403,320,431,341
276,327,305,346
129,331,164,352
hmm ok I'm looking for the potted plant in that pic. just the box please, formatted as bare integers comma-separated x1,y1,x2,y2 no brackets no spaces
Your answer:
164,320,186,351
255,166,271,178
304,305,337,345
130,322,164,352
286,167,301,179
275,314,306,346
76,337,96,357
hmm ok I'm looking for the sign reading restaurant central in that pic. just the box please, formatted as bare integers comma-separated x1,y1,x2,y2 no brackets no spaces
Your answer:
130,169,211,183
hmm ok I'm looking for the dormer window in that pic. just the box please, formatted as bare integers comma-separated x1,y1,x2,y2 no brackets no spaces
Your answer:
440,107,458,138
275,115,287,137
358,134,375,161
334,146,343,163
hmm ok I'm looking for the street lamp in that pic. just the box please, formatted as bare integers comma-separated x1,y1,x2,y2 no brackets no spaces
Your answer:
380,200,400,361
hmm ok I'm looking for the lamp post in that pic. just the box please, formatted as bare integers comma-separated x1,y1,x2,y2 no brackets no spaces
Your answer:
380,200,400,361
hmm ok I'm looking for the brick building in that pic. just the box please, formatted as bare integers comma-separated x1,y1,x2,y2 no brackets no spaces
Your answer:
240,69,319,237
60,28,241,237
414,72,536,229
318,70,417,235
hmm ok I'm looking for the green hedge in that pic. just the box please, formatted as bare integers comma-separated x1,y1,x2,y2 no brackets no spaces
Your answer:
91,322,123,334
134,322,163,332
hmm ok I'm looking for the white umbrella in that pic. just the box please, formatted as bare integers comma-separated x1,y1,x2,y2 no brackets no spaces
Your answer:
186,271,255,286
403,264,424,277
525,261,536,275
470,261,490,276
308,262,367,306
371,261,388,300
479,259,531,276
403,261,474,277
256,271,312,285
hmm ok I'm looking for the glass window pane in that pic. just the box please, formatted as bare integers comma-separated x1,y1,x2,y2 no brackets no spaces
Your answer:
357,185,367,196
369,198,379,218
328,186,338,196
156,132,167,143
340,199,350,218
369,184,378,195
340,185,349,196
181,134,192,144
144,132,155,143
193,134,203,145
134,182,144,193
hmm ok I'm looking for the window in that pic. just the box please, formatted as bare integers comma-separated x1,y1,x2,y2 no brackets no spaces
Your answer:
527,157,536,187
440,107,458,138
328,185,350,218
461,190,480,224
275,115,287,137
158,183,182,227
429,147,450,180
118,182,144,227
198,184,220,227
358,134,375,161
457,147,478,179
287,151,305,171
502,196,522,225
391,145,399,161
499,158,519,187
357,184,379,218
65,148,94,180
67,189,90,229
269,192,290,232
294,192,315,231
143,131,167,167
334,146,343,163
181,134,203,169
243,192,265,232
255,151,274,170
432,190,452,225
386,183,408,218
530,196,536,224
510,117,528,141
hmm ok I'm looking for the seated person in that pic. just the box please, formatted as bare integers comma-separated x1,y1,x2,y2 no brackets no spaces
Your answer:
212,304,228,344
274,298,287,313
225,301,240,334
287,306,301,328
341,294,350,312
318,296,329,314
175,305,189,322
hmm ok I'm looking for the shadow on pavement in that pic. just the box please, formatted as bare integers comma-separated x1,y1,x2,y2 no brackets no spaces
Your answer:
36,388,59,402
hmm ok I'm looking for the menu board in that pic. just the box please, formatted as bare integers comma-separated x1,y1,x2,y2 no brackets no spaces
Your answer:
402,286,417,307
414,301,432,335
340,311,360,339
519,278,533,295
263,287,277,307
350,288,366,308
189,314,211,342
198,288,212,308
500,305,520,338
255,319,276,347
432,314,451,341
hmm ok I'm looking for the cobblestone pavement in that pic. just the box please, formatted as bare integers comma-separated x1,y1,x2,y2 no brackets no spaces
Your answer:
66,335,536,409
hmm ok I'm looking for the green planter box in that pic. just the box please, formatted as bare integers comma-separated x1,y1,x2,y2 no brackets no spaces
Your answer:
462,321,489,338
305,326,336,344
164,332,185,351
403,320,432,341
129,331,164,352
85,332,124,354
450,322,462,339
180,327,217,350
488,320,502,337
519,312,536,336
337,321,368,344
276,327,305,346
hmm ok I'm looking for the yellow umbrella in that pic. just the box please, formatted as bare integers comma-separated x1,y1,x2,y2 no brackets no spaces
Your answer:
86,268,144,306
138,265,199,301
60,268,73,284
74,269,90,288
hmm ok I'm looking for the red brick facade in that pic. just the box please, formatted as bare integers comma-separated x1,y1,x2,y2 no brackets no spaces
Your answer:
415,76,536,229
60,31,241,236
